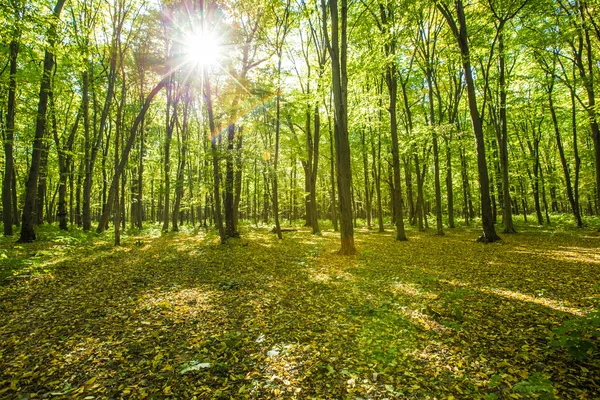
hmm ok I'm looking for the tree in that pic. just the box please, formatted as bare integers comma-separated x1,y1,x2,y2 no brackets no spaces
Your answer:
322,0,356,254
18,0,67,243
436,0,501,243
2,1,22,236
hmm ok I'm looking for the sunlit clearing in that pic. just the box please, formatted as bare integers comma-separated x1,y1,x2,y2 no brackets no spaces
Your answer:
184,31,221,67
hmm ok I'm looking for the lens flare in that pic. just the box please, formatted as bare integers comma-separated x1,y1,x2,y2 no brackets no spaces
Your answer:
184,31,221,67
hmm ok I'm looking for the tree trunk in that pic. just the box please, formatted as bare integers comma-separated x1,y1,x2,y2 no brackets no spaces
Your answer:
233,131,243,228
437,0,500,242
445,136,455,228
204,70,225,243
163,78,175,232
497,31,516,233
310,105,321,233
18,0,67,243
96,79,167,233
272,54,283,240
324,0,355,254
426,71,444,236
328,112,338,231
362,129,372,229
2,39,19,236
52,96,80,231
173,92,189,232
548,81,582,227
35,138,50,226
3,39,18,236
224,123,239,238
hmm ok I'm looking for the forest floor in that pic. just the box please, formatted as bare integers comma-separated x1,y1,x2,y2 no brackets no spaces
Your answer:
0,221,599,399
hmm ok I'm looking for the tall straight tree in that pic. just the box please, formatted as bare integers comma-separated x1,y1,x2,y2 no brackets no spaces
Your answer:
436,0,501,243
415,7,444,236
2,1,21,236
83,0,125,231
96,79,167,233
322,0,356,254
485,0,529,234
18,0,67,243
270,0,292,240
373,0,408,241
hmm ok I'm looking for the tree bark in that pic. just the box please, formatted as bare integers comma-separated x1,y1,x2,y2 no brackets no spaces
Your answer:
96,79,167,233
548,80,582,227
3,39,18,236
18,0,67,243
437,0,500,242
323,0,356,254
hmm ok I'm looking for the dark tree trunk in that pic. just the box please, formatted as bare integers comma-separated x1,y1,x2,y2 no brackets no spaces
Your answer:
84,38,119,231
324,0,356,254
3,39,19,236
445,136,455,228
310,106,321,234
18,0,67,243
460,146,471,226
548,80,583,227
361,129,372,229
437,0,500,242
52,95,80,231
96,79,167,233
328,112,338,231
426,72,444,236
233,131,243,228
204,70,225,243
163,78,175,232
372,128,384,232
224,123,239,238
380,4,407,241
497,30,516,233
35,139,50,225
173,91,190,232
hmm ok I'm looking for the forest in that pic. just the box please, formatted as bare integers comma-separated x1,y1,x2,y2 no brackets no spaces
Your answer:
1,0,600,398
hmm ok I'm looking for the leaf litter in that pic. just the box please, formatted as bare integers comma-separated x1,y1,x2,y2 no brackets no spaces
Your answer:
0,225,598,398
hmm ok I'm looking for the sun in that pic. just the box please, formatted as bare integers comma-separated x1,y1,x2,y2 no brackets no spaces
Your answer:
184,30,221,67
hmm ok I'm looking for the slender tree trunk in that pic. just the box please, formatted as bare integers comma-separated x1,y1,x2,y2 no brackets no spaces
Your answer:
310,105,321,233
84,40,118,232
460,146,470,226
173,91,189,232
548,82,582,227
437,0,500,242
532,135,544,225
426,72,444,236
114,82,122,246
372,127,384,232
445,136,455,228
328,111,338,231
96,79,167,233
272,54,283,239
497,31,516,233
19,0,67,243
36,138,51,226
324,0,355,254
224,123,239,237
233,131,243,228
163,79,175,232
3,39,18,236
414,153,425,230
204,70,225,242
52,97,80,231
362,130,372,229
380,4,407,241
